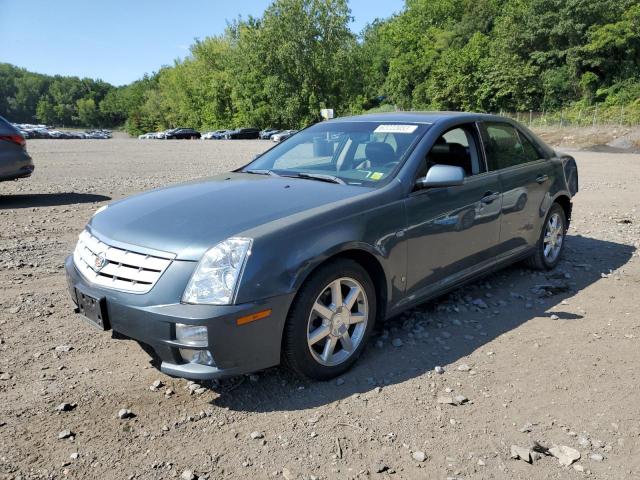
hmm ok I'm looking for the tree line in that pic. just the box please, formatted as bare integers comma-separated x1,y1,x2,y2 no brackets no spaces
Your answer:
2,0,639,134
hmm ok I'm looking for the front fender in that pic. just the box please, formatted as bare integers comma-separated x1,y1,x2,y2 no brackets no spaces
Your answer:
235,193,407,309
289,240,386,292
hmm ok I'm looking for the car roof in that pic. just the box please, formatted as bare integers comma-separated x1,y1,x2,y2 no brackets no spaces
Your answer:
332,111,505,125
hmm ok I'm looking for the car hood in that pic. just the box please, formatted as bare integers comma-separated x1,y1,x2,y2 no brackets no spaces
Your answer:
89,172,368,260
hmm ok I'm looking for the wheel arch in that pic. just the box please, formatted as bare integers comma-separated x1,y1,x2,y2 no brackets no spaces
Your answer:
552,193,572,225
290,246,389,325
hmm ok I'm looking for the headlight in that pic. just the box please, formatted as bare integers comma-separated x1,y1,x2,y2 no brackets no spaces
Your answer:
182,237,252,305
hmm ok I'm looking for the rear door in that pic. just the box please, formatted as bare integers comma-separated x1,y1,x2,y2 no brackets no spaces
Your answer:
403,124,502,303
479,121,555,258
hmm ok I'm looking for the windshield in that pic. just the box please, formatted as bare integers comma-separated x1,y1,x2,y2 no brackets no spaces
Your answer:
243,121,429,186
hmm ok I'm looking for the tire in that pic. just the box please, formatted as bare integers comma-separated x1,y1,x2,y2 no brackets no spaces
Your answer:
283,258,377,380
525,203,567,270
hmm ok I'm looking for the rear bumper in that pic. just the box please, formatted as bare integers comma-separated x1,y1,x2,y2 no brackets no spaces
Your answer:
0,151,34,181
64,255,294,379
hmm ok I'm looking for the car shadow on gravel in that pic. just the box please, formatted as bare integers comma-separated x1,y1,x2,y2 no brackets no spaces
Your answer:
0,192,111,209
204,234,635,413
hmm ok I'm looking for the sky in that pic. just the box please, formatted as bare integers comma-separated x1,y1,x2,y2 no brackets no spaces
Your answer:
0,0,404,86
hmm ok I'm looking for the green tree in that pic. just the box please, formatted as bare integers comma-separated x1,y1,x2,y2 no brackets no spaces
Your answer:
76,97,100,126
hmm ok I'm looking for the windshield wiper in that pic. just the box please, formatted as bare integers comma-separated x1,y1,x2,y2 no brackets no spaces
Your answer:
244,169,280,177
287,172,345,185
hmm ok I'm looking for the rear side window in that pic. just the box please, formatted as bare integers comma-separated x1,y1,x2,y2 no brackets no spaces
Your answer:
480,122,541,170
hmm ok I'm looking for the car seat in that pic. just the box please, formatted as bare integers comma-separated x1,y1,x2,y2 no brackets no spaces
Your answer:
361,142,396,170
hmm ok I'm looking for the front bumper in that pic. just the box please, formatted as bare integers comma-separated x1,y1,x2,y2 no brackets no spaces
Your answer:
64,255,294,380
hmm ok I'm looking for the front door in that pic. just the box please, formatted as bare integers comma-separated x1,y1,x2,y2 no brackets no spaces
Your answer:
402,124,502,305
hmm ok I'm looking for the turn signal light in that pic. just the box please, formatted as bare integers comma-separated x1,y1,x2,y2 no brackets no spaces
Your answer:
236,309,272,325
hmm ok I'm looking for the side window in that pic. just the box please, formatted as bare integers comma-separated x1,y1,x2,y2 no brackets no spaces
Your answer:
517,131,543,162
481,122,540,170
417,124,484,180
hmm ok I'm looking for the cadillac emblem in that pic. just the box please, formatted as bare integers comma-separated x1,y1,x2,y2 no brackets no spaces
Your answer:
94,252,108,271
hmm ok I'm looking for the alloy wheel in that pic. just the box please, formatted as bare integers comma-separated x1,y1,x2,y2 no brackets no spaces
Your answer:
543,212,564,263
307,277,368,367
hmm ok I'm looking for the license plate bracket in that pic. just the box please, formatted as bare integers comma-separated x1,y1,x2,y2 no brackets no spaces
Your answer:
75,290,110,330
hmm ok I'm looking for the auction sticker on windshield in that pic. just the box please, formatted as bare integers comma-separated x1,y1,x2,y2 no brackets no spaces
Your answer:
374,124,418,134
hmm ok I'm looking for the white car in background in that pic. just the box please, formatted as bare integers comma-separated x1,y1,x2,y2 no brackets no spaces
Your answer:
271,129,298,142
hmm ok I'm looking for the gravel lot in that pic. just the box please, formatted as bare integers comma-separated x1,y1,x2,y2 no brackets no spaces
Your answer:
1,136,639,479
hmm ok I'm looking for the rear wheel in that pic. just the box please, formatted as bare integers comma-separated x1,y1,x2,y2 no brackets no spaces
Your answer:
283,259,376,380
525,203,567,270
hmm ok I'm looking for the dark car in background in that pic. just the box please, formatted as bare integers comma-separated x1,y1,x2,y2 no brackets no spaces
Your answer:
0,115,34,181
65,112,578,381
165,128,201,140
225,128,260,139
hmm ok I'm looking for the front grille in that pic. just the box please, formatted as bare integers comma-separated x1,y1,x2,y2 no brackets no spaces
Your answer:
73,230,174,294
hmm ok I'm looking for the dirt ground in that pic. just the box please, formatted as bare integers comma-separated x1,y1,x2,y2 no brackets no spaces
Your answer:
0,136,639,480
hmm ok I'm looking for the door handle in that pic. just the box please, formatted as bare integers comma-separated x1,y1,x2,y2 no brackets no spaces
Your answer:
536,174,549,184
480,192,500,204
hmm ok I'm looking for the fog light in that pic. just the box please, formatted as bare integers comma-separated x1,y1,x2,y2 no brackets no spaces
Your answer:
175,323,208,347
175,324,213,365
179,348,215,366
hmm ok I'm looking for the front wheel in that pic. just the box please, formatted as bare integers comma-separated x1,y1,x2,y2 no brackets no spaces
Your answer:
283,259,376,380
525,203,567,270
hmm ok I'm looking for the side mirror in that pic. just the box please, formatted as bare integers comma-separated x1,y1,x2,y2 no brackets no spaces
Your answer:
415,164,465,189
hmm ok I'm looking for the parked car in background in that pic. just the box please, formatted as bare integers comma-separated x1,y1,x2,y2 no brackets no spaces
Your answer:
64,112,578,381
225,128,260,139
271,129,298,142
165,128,201,140
0,115,34,181
212,130,232,139
202,130,228,140
86,129,112,139
26,128,51,139
13,123,111,140
259,128,281,139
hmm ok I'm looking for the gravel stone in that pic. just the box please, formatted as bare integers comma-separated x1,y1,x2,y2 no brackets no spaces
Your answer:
412,451,427,462
58,430,74,440
454,395,468,405
56,402,76,412
180,470,196,480
117,408,133,420
549,445,581,466
510,445,533,463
